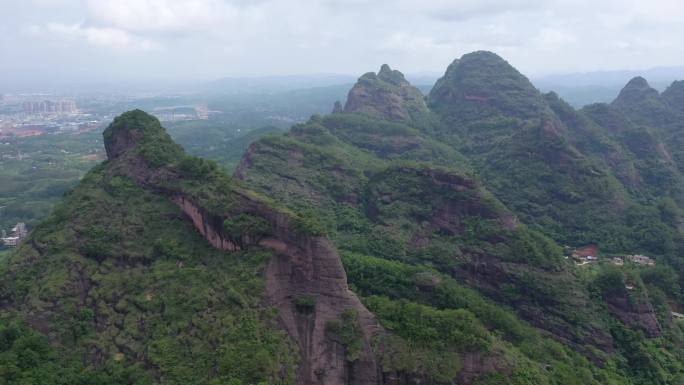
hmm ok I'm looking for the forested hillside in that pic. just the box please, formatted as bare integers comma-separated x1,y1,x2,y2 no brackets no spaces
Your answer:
3,52,684,385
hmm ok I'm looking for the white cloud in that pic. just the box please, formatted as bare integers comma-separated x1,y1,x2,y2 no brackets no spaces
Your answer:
533,28,577,48
83,0,233,33
3,0,684,82
39,23,160,51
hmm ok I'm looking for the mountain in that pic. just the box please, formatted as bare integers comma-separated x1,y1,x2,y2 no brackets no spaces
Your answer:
429,51,548,121
342,64,429,123
6,52,684,385
535,66,684,89
534,66,684,107
663,80,684,111
234,58,684,384
428,51,645,251
0,111,386,384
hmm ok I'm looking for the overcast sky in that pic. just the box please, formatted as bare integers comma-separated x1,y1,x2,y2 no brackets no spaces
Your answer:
2,0,684,87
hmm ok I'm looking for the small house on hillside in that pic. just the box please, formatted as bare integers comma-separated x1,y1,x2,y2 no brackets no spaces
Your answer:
1,223,28,248
573,245,598,258
572,244,598,264
626,254,655,266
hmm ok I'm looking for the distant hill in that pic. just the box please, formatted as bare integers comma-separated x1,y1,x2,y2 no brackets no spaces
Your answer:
534,66,684,107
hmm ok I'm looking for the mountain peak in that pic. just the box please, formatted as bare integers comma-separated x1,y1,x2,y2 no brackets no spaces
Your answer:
625,76,650,89
428,51,546,120
379,63,392,74
462,50,506,62
103,110,162,159
343,64,428,122
663,80,684,112
612,76,661,110
103,109,183,165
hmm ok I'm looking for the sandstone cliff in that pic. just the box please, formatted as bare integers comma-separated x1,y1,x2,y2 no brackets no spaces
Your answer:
103,110,383,385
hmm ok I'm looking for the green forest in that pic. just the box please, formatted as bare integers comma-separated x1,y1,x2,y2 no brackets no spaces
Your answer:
4,51,684,384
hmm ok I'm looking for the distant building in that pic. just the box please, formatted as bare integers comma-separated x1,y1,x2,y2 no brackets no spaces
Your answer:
572,244,598,264
1,222,27,248
573,244,598,258
22,100,76,114
611,257,624,266
626,254,655,266
12,223,27,239
195,104,209,120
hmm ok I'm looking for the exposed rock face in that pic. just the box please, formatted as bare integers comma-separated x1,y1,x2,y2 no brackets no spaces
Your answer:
604,289,662,337
457,352,510,384
262,237,381,385
104,111,383,385
457,254,615,358
332,100,343,114
343,64,428,123
103,112,147,159
172,196,241,251
172,196,382,385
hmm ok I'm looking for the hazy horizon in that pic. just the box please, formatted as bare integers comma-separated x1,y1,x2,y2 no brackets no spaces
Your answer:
2,0,684,91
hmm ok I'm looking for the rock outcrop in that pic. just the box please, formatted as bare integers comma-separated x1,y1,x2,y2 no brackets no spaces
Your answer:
343,64,428,123
604,288,662,337
104,110,383,385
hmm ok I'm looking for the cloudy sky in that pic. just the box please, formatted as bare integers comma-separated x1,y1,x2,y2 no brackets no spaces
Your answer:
2,0,683,87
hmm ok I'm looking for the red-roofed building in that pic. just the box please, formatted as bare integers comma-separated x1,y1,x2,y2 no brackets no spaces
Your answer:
572,244,598,263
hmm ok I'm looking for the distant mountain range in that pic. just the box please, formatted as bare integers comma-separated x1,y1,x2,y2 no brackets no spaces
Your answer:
534,66,684,107
201,67,684,107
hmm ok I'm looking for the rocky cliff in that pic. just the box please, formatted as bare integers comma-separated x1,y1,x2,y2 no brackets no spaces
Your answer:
103,110,384,385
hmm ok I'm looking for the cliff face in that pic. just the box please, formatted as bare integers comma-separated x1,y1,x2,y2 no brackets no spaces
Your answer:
103,110,383,385
172,196,381,384
605,291,662,338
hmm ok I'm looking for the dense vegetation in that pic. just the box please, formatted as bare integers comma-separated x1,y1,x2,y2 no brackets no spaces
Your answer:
0,131,103,231
5,51,684,384
0,112,298,384
235,53,684,383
